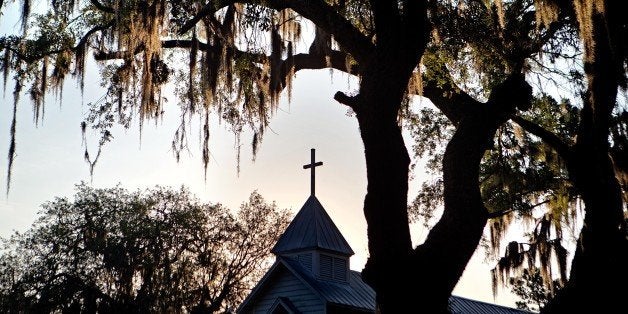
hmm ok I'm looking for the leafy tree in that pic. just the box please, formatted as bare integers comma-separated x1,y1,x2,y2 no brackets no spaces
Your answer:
411,1,627,312
510,267,560,312
528,1,628,312
0,183,289,313
0,1,431,311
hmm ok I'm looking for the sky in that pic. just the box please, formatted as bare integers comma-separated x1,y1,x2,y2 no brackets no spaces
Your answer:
0,2,521,308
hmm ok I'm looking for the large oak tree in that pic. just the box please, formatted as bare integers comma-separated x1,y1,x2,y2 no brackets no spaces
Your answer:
412,1,627,312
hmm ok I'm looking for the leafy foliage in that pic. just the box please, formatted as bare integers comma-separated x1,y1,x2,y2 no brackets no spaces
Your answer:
510,267,561,312
409,0,586,299
0,183,289,313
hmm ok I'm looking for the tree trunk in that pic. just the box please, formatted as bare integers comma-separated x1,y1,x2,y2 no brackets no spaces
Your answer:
412,73,532,313
354,65,531,313
355,64,415,313
411,105,506,313
543,2,628,311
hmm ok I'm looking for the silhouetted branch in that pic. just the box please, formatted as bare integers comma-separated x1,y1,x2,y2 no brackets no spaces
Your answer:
334,91,358,109
0,20,114,63
178,0,238,35
178,0,374,63
90,0,115,14
291,51,360,74
487,199,551,219
511,115,572,159
421,72,480,125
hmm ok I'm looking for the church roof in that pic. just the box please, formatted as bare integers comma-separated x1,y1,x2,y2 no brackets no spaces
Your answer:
272,195,354,256
449,296,531,314
282,257,375,311
238,256,530,314
237,257,374,313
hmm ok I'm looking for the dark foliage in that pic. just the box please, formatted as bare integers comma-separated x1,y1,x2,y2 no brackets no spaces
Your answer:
0,183,289,313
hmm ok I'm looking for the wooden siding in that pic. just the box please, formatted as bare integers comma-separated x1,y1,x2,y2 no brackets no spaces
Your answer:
246,266,325,314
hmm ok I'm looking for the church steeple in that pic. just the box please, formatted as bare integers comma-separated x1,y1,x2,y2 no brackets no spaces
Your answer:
271,195,354,256
271,149,353,283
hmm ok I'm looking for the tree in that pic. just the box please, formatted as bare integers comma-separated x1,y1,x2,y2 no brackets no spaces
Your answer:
410,1,627,312
510,267,560,312
531,1,628,312
0,183,289,313
2,1,625,313
0,1,431,312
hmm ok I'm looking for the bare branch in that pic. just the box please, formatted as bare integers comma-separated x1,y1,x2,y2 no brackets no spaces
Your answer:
402,0,429,58
94,38,268,63
291,51,360,75
370,0,400,48
334,91,358,109
178,0,237,35
487,199,551,219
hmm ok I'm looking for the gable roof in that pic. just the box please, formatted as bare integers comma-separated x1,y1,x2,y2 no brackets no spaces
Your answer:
237,256,373,313
238,256,530,314
282,257,375,311
272,196,354,256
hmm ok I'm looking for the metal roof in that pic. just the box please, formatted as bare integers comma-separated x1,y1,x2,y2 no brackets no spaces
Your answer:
239,253,530,314
282,258,529,314
272,196,354,256
282,257,375,311
449,295,531,314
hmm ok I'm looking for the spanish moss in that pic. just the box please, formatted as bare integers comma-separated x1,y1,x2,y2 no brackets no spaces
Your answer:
6,93,17,196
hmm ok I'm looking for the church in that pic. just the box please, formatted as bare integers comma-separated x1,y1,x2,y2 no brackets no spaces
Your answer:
237,150,529,314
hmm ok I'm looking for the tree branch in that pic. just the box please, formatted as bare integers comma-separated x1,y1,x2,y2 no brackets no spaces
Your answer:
510,115,572,159
90,0,115,14
420,68,481,125
287,0,373,62
76,20,115,50
178,0,237,35
1,20,114,63
334,91,359,109
402,0,429,57
370,0,400,48
487,199,552,219
291,51,360,75
94,38,269,64
178,0,374,64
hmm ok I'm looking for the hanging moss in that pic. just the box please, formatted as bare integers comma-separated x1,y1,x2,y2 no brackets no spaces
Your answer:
1,0,355,191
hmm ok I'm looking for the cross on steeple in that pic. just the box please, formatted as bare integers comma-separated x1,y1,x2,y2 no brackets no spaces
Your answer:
303,148,323,196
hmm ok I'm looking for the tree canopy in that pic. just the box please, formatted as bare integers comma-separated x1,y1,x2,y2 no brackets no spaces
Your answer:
411,0,627,312
0,184,289,313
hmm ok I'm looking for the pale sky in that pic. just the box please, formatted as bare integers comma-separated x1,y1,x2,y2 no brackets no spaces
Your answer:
0,2,520,308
